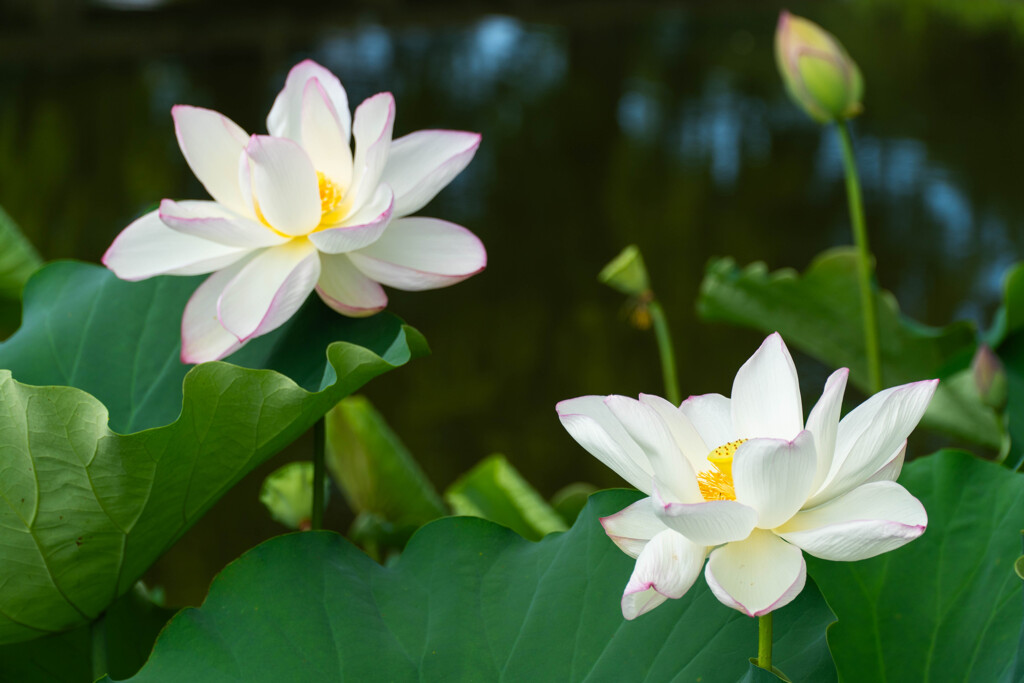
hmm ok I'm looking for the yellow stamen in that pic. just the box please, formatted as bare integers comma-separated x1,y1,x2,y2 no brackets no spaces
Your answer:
696,439,747,501
317,172,343,214
317,171,351,226
697,469,736,501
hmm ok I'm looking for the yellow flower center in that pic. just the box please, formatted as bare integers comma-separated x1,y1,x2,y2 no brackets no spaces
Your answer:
696,439,747,501
317,171,350,226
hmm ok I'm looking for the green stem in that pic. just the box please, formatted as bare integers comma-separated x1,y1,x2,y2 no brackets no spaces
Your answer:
91,613,107,681
311,417,325,531
647,300,680,405
758,612,773,672
837,120,883,394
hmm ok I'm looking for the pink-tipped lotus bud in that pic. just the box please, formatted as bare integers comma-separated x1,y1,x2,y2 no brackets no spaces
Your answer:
775,11,864,123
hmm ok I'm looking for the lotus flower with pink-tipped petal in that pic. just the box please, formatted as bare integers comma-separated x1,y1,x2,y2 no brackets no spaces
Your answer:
104,60,485,363
556,333,936,619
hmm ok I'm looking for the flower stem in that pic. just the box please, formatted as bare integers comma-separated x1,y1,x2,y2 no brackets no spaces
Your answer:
648,300,681,405
836,120,882,394
758,612,773,672
91,613,107,681
311,417,325,531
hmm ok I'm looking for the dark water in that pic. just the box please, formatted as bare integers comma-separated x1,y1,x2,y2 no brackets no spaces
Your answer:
2,0,1021,603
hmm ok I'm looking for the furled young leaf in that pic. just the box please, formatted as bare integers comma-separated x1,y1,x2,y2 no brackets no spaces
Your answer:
698,249,997,447
445,454,568,541
324,395,445,530
108,490,836,683
259,462,319,531
0,583,175,682
987,262,1024,347
992,267,1024,469
808,450,1023,682
0,261,422,643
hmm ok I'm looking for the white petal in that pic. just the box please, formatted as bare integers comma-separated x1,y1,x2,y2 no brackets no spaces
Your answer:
216,239,320,342
347,93,396,215
556,396,654,494
777,481,926,561
639,394,711,478
678,393,734,459
309,185,394,254
381,129,481,217
731,333,803,440
348,217,486,291
102,210,250,281
600,497,667,558
705,529,806,617
159,200,288,248
805,368,849,494
732,431,817,529
315,253,388,317
180,257,252,364
809,379,938,507
864,442,906,484
604,396,700,504
242,135,321,237
622,529,706,620
300,77,353,189
172,105,250,215
653,491,758,547
268,59,351,144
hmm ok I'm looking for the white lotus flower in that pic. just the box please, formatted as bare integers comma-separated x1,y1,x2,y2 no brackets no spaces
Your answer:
103,60,486,363
556,333,936,619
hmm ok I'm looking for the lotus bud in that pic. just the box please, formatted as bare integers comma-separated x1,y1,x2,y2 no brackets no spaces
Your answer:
971,344,1008,411
599,245,651,298
775,11,864,123
259,461,324,531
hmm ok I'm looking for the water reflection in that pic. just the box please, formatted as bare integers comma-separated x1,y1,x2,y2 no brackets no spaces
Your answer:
1,1,1022,603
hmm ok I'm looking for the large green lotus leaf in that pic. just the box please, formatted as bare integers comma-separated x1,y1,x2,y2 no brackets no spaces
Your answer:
0,261,422,643
808,450,1023,682
698,249,998,448
110,490,837,683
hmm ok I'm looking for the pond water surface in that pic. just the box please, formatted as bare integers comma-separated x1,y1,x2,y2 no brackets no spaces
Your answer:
1,0,1021,603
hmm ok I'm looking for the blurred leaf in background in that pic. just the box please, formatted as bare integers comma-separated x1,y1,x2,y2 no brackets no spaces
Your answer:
0,204,42,334
325,395,447,554
698,248,1002,451
986,263,1024,469
445,454,568,542
0,583,175,683
260,462,325,531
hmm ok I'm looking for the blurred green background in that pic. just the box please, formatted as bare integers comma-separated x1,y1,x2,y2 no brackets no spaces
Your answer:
1,0,1022,603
